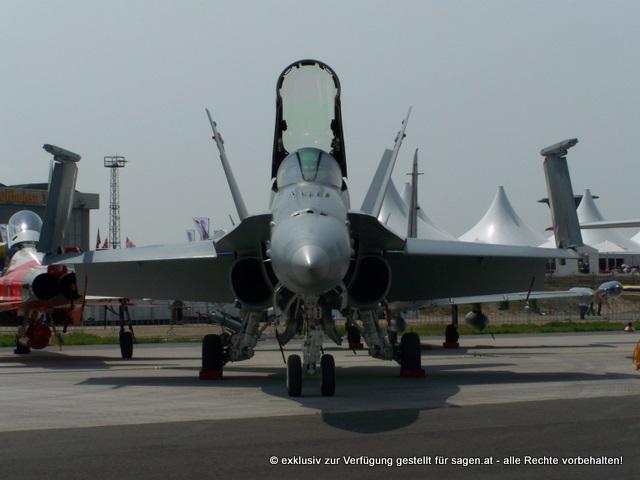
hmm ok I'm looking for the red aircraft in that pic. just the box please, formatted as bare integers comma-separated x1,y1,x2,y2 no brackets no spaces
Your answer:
1,210,79,352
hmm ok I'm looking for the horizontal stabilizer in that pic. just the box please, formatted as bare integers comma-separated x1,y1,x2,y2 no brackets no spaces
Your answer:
581,219,640,229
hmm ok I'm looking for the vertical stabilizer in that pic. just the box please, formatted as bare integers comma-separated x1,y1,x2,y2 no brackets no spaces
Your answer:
360,108,411,216
541,139,583,249
38,144,81,254
206,109,248,221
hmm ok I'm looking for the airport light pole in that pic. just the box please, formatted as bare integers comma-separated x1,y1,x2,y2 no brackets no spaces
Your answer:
104,155,127,249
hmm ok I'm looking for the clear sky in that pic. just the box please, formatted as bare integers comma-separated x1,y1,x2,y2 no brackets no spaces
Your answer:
2,0,639,246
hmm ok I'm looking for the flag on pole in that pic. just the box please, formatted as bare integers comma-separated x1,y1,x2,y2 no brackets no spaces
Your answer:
193,217,210,241
125,237,136,248
186,230,196,242
95,229,101,250
101,238,109,250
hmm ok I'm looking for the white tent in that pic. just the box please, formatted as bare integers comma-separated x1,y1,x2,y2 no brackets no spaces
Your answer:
459,186,548,246
378,180,457,240
399,182,457,240
577,189,640,253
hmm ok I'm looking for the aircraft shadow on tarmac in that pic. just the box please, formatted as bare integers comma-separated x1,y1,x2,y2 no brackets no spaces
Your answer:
3,343,639,434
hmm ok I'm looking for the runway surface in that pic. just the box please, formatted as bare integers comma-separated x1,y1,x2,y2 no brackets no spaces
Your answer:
1,332,639,479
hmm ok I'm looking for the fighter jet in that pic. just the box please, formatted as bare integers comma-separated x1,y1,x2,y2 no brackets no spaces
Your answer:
45,60,585,396
0,146,136,356
0,209,79,351
0,145,84,352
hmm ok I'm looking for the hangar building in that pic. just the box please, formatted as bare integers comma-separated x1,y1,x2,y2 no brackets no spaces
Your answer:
0,183,99,252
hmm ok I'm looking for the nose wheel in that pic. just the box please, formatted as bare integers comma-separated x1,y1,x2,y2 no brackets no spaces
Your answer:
286,354,302,397
320,354,335,396
286,353,336,397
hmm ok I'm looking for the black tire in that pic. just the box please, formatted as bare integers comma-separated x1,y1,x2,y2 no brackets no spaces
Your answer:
286,354,302,397
400,332,421,370
120,331,134,359
202,334,223,371
320,354,336,397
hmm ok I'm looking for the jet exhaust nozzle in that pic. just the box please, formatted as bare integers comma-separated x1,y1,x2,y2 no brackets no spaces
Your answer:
26,272,59,301
58,272,79,299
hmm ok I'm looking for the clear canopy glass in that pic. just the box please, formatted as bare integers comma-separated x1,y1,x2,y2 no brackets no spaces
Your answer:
7,210,42,246
277,148,342,188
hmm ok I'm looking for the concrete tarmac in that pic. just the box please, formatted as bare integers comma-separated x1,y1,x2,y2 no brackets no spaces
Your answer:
1,332,639,479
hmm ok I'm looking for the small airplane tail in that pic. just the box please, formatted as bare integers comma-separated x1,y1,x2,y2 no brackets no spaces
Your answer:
540,138,584,250
38,144,81,254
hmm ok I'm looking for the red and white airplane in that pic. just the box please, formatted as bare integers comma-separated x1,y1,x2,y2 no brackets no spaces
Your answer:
1,212,80,353
1,145,134,356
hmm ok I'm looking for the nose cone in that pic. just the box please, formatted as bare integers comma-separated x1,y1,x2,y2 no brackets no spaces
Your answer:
270,215,351,295
291,245,332,288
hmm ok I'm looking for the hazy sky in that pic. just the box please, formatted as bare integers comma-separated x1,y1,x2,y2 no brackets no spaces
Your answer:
2,0,639,246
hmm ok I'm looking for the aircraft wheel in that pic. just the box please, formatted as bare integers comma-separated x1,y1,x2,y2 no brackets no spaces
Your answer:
202,334,223,371
320,354,336,397
120,331,134,359
400,332,421,370
286,354,302,397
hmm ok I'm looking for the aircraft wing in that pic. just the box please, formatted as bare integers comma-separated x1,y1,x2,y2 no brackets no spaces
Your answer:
428,287,593,307
383,236,579,304
46,240,237,303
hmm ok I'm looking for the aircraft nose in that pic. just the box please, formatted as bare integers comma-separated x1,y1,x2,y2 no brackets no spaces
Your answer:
290,245,332,287
270,214,351,296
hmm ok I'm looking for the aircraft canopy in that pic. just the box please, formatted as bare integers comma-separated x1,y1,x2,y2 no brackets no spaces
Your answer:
277,148,342,189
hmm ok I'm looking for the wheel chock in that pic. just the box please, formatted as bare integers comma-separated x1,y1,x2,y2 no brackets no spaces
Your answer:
199,370,223,380
400,368,425,378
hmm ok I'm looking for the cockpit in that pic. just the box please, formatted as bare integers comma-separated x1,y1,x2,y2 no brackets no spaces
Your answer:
276,148,343,189
7,210,42,248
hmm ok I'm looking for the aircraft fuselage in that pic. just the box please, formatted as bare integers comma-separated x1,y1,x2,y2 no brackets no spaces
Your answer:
269,149,352,296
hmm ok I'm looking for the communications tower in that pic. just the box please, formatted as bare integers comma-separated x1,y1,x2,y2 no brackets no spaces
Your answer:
104,155,127,249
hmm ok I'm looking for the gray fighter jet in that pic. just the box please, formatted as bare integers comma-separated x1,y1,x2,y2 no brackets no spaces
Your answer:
44,60,585,396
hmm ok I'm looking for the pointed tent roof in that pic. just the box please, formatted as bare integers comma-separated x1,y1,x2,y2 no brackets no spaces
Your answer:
459,186,548,246
399,182,457,240
577,189,640,253
378,180,457,240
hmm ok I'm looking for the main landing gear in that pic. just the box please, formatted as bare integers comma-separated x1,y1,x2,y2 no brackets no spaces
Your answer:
197,306,425,396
